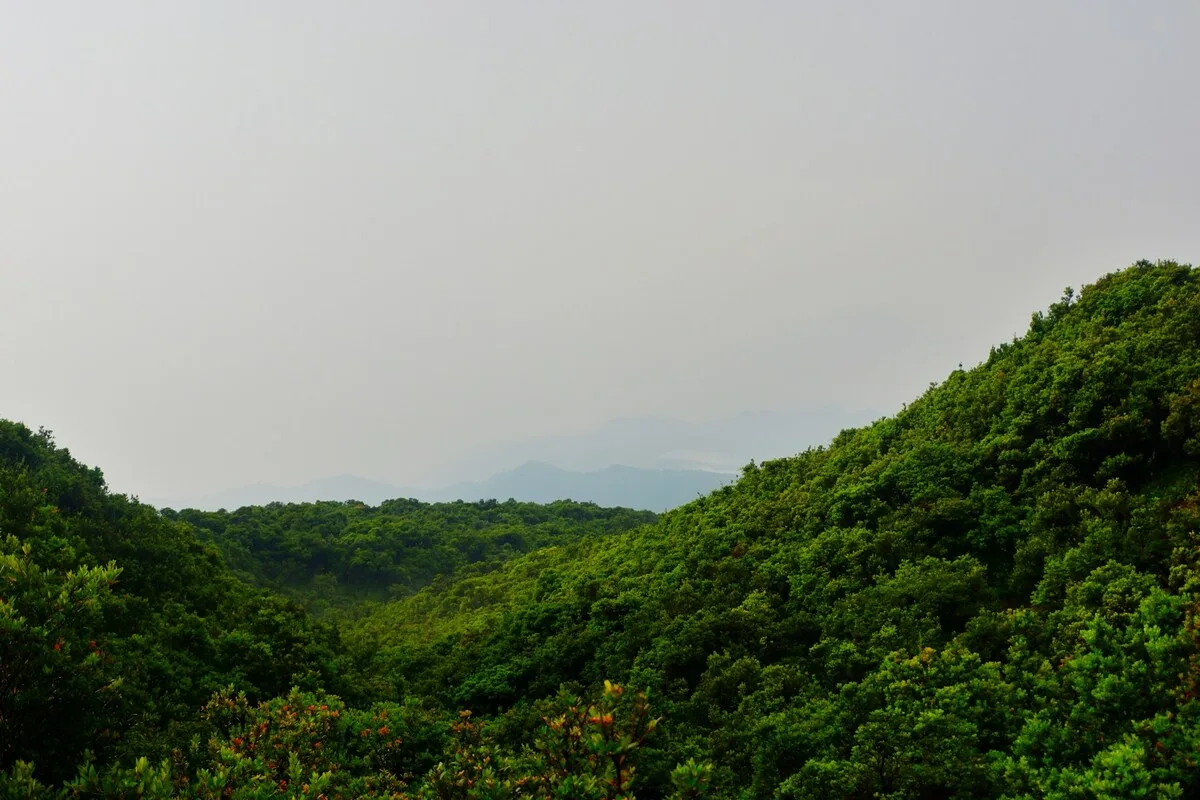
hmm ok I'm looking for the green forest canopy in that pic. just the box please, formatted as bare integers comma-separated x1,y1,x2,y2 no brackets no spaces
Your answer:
5,260,1200,798
165,499,656,610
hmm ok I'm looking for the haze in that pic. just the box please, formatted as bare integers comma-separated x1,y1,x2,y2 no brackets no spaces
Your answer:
3,1,1198,501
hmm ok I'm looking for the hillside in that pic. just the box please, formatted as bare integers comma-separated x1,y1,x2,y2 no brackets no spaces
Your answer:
0,422,363,782
0,425,682,798
349,261,1200,796
5,260,1200,798
167,498,656,608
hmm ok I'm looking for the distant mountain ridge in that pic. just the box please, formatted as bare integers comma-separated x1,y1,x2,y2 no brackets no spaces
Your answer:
425,461,732,511
153,462,733,512
451,408,877,479
151,408,872,512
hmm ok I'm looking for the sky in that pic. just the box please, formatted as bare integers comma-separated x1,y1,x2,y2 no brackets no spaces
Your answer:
3,1,1199,499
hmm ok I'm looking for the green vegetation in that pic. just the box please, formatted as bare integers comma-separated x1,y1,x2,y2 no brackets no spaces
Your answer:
0,425,667,798
165,499,654,610
5,260,1200,797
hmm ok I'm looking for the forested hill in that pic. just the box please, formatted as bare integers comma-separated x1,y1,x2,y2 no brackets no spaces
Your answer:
0,424,674,797
6,260,1200,798
0,421,362,785
349,261,1200,796
165,499,656,607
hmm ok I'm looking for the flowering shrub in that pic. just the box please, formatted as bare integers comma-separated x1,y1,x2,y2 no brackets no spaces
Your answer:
421,681,709,800
2,683,707,799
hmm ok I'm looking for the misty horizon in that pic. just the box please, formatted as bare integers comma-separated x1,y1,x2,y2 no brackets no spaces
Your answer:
4,1,1198,501
144,407,876,509
7,3,1200,794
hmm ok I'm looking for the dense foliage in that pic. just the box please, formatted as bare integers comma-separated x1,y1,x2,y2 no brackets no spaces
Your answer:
166,499,654,608
0,425,360,780
0,424,668,797
5,260,1200,797
349,261,1200,796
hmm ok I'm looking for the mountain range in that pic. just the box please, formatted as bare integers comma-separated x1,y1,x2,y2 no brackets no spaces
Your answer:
153,408,876,511
153,461,733,512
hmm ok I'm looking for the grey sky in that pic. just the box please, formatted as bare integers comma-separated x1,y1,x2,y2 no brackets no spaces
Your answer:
3,1,1198,499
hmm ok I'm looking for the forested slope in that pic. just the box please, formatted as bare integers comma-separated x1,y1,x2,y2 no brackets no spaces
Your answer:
0,427,674,798
5,260,1200,798
166,499,654,609
0,423,362,780
350,261,1200,797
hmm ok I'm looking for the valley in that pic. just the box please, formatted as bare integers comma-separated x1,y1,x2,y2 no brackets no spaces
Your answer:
6,262,1200,797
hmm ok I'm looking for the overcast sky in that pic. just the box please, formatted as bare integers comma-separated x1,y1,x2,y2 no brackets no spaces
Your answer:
3,1,1198,498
